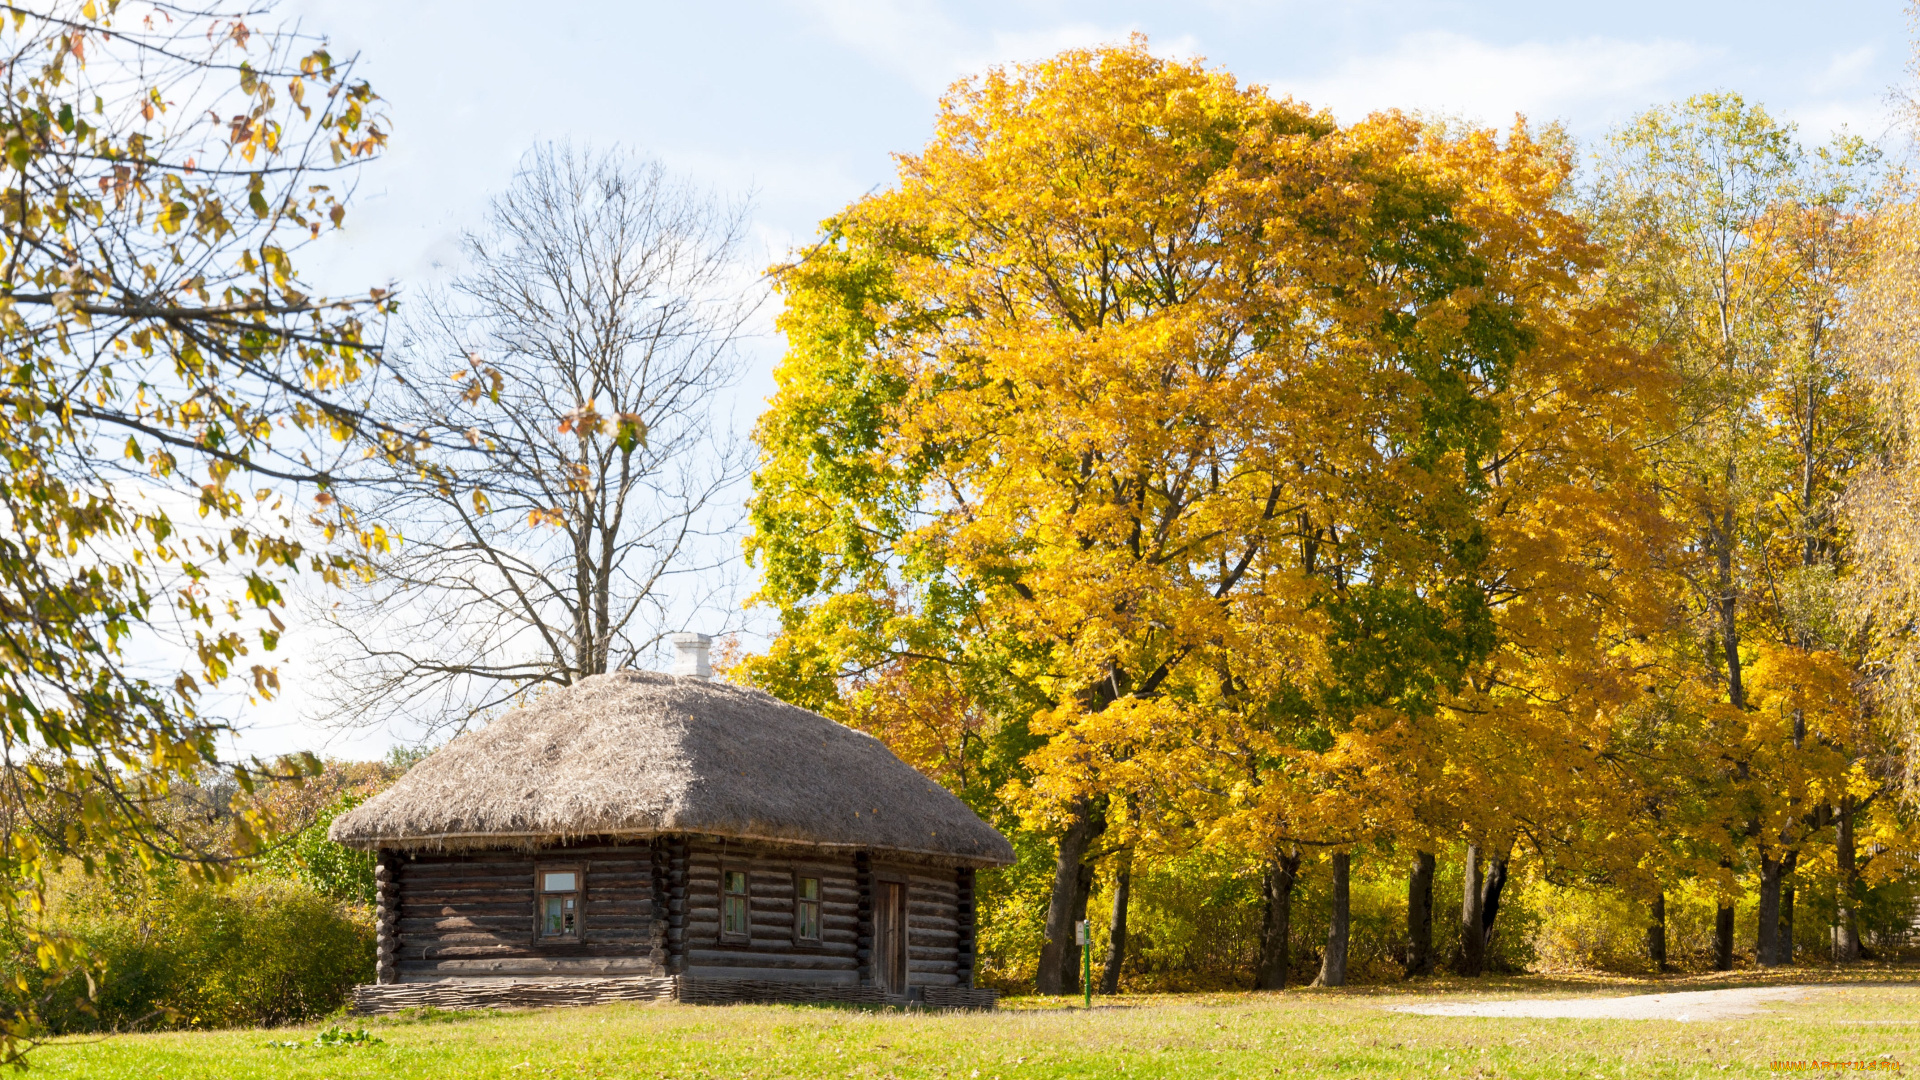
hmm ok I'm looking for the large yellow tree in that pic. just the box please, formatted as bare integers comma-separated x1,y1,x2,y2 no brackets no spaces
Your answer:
749,40,1672,991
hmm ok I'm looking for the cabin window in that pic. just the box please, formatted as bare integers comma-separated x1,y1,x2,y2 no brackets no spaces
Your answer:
794,875,822,943
721,868,750,941
538,867,582,939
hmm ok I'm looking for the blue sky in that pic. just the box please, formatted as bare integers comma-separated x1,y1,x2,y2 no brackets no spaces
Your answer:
292,0,1909,297
250,0,1912,759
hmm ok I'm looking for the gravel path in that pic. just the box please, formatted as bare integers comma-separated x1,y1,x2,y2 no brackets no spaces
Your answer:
1386,985,1822,1021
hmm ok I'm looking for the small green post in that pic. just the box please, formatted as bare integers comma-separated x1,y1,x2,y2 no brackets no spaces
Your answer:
1077,919,1091,1008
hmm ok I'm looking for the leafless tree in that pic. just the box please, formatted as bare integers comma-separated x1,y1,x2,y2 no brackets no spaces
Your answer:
316,144,757,736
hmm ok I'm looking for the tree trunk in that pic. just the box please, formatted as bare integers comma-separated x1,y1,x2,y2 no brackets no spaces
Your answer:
1834,796,1862,962
1780,848,1798,965
1756,853,1785,967
1066,857,1095,994
1100,854,1130,994
1404,851,1435,977
1452,843,1486,976
1037,800,1104,995
1714,900,1735,971
1254,852,1302,990
1716,482,1746,712
1479,847,1512,955
1647,892,1667,973
1313,852,1350,988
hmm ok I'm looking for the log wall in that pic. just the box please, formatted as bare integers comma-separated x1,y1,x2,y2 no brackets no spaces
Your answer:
393,843,664,981
902,867,961,988
389,837,974,996
681,842,862,984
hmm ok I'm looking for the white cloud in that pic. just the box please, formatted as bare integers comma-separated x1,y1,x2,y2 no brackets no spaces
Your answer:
793,0,1188,97
1273,31,1717,130
1809,45,1878,95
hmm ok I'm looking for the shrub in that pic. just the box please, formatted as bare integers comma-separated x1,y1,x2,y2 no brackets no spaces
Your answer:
987,841,1545,992
32,867,373,1032
1524,878,1658,973
1111,849,1265,991
256,793,378,905
973,831,1057,991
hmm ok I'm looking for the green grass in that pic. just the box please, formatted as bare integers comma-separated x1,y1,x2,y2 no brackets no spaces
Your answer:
31,968,1920,1078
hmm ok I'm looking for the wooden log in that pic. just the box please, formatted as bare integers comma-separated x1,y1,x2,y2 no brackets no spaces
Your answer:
650,839,672,971
398,870,533,882
688,939,858,957
684,949,857,970
680,965,863,984
412,937,533,953
955,866,976,989
576,913,653,928
854,851,874,987
667,835,689,976
401,895,535,911
674,976,880,1005
587,899,654,915
397,864,536,879
583,876,652,891
396,886,536,902
398,916,531,935
376,850,401,985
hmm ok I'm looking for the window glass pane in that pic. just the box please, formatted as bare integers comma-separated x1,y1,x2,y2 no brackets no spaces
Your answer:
544,895,566,935
725,870,746,895
799,877,818,901
542,872,577,893
723,894,747,935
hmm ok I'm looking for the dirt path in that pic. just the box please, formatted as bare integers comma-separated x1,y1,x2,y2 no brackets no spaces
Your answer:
1385,985,1825,1021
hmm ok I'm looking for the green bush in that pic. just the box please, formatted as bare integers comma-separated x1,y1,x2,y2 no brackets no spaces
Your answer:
973,830,1058,991
1112,849,1266,991
986,841,1544,992
33,868,373,1032
256,793,378,905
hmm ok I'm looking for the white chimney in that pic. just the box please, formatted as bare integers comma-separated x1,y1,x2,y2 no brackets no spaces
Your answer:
670,632,712,679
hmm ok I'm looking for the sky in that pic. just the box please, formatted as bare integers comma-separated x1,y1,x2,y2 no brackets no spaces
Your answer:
241,0,1914,761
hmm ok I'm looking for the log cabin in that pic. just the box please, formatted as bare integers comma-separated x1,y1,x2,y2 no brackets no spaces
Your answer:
330,634,1013,1013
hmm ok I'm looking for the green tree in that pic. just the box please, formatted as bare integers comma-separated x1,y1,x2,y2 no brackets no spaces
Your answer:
1591,92,1887,968
0,1,387,1051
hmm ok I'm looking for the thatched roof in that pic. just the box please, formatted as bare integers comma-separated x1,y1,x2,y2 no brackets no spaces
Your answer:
329,671,1013,866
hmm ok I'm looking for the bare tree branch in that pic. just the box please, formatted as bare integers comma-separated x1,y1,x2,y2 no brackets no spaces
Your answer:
314,144,758,737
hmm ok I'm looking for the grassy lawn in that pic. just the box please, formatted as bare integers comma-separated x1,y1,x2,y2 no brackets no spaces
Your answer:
32,968,1920,1079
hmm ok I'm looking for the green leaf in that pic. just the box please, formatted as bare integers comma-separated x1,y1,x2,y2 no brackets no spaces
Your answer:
613,413,648,455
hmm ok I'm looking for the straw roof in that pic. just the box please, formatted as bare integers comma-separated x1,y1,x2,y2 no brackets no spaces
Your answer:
329,671,1013,865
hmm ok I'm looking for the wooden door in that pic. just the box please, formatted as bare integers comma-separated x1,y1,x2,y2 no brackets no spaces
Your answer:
875,881,908,994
